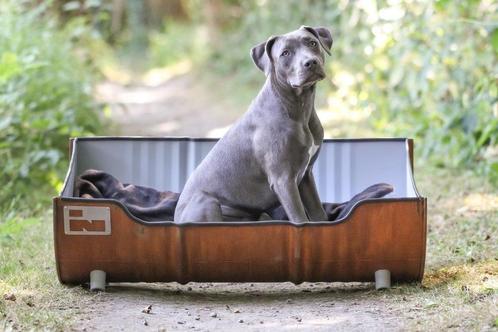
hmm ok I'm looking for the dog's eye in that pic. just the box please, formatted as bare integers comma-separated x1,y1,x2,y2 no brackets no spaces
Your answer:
309,41,318,47
281,50,290,57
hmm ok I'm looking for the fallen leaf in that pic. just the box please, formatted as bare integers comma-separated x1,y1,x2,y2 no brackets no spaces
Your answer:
142,305,152,314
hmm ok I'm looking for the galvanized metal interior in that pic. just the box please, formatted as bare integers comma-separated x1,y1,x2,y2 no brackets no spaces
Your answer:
61,137,420,203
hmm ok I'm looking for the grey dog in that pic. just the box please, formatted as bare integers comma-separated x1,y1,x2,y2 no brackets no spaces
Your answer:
174,26,333,223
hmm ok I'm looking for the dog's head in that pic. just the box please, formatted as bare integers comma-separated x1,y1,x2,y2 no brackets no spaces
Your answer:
251,26,332,90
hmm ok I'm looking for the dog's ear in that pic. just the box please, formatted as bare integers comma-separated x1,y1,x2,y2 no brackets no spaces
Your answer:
250,36,278,75
301,26,333,55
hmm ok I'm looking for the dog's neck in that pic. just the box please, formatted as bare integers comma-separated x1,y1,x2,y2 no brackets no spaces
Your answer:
257,74,316,122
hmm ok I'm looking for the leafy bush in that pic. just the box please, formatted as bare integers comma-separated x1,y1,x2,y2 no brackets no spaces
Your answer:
206,0,498,184
330,1,498,180
0,1,103,211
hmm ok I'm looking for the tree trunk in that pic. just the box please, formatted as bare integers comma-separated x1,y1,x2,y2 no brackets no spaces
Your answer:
204,0,224,48
111,0,125,36
145,0,189,28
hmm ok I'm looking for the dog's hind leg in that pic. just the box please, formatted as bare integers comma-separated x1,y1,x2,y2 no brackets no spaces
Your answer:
176,192,223,222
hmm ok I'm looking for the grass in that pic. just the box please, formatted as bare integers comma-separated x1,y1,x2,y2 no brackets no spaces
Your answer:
408,165,498,330
0,166,496,330
0,212,92,331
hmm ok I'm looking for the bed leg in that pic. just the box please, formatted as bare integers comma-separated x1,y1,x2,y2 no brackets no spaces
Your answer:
375,269,391,290
90,270,106,291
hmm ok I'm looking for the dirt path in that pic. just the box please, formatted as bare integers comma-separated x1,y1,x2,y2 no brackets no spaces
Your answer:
79,282,401,331
96,73,242,137
86,73,405,331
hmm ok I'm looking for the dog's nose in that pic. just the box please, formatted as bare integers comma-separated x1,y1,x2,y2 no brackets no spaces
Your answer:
303,58,318,69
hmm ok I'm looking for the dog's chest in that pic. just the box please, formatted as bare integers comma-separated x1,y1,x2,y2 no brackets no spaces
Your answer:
308,143,319,162
304,142,319,170
297,141,319,182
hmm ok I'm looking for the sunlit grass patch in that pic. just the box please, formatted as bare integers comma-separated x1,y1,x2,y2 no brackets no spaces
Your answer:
416,166,498,269
370,260,497,331
402,260,498,330
400,165,498,330
423,261,497,293
463,193,498,212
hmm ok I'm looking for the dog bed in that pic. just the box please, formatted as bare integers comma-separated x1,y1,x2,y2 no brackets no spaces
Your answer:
53,137,426,285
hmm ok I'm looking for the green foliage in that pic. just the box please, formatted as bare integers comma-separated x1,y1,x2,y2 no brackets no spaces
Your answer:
0,1,103,211
205,0,498,184
148,22,207,68
337,1,498,180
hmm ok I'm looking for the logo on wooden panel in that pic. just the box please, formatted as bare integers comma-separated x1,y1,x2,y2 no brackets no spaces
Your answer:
63,206,111,235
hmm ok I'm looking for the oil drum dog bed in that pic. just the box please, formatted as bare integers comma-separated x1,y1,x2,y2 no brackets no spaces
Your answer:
53,137,426,288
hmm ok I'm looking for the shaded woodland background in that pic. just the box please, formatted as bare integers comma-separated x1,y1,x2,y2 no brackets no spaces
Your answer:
1,0,496,212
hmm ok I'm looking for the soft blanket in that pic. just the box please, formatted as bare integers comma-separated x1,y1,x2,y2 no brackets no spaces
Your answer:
75,169,393,222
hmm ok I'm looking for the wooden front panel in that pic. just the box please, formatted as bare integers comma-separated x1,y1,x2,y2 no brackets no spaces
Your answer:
53,198,426,284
